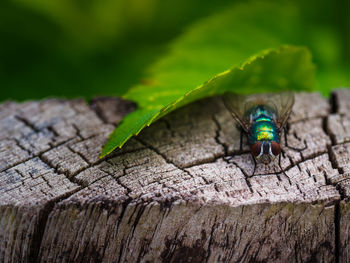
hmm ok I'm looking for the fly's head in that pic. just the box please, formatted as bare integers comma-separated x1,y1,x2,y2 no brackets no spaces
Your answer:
251,141,281,164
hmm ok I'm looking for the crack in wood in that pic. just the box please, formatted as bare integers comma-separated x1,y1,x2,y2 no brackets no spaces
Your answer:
335,200,341,263
324,116,337,146
13,138,32,156
29,201,56,263
212,114,228,156
136,137,195,180
330,92,339,114
222,157,254,194
67,144,92,166
0,137,76,174
205,215,217,262
14,115,40,133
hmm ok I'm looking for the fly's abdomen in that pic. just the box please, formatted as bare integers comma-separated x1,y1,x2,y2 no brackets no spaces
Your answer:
249,120,279,144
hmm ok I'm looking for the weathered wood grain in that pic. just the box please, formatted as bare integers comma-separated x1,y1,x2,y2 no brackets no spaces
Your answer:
0,90,349,262
327,89,350,263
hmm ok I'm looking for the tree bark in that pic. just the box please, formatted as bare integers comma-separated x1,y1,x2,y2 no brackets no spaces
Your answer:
1,90,350,262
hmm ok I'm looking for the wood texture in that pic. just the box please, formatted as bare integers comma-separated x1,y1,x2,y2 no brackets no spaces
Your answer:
1,90,350,262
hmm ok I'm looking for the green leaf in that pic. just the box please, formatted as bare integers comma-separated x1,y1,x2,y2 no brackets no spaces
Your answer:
100,1,316,158
101,47,315,157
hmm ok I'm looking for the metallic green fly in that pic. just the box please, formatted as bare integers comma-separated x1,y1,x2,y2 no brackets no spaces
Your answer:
223,92,295,167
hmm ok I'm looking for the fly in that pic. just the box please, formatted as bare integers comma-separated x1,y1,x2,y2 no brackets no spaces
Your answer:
223,92,295,170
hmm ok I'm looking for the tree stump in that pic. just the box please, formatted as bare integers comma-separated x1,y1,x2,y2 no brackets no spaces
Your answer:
1,90,350,263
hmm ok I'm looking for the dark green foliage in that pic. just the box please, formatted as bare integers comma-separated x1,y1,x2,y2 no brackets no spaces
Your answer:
1,0,349,156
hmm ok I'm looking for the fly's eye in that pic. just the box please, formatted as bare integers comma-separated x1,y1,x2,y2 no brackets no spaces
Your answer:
271,141,281,156
251,142,262,157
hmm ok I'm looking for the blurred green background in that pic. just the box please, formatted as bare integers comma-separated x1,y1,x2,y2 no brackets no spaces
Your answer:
1,0,349,101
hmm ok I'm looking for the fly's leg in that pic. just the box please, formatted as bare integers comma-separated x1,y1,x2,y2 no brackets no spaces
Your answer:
283,126,307,152
251,157,257,177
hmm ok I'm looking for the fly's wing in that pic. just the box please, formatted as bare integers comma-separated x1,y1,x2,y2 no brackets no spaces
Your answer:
222,92,253,132
274,92,294,129
223,92,294,132
243,92,294,129
257,92,294,129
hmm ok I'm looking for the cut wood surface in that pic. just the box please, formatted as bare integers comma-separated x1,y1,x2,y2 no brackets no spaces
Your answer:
1,90,350,262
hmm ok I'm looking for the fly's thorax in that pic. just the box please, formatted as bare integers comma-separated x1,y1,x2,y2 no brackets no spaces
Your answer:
246,105,276,123
248,120,280,145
